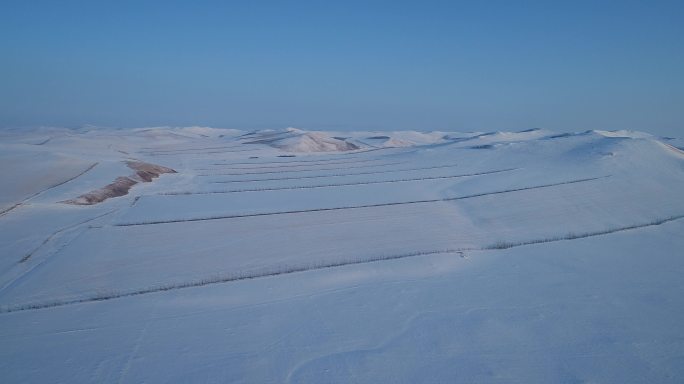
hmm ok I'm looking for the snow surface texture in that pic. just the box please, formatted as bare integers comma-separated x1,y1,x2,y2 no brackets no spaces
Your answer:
1,126,684,383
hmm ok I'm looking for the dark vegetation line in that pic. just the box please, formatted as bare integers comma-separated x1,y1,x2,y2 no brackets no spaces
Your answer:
0,203,22,217
118,176,608,226
147,148,256,156
0,249,471,314
4,211,682,314
485,214,684,249
145,144,404,158
212,156,366,166
130,196,142,207
210,163,461,184
0,162,99,218
197,161,406,176
162,168,517,195
42,162,100,192
139,144,245,154
346,147,397,155
34,137,53,145
195,157,384,171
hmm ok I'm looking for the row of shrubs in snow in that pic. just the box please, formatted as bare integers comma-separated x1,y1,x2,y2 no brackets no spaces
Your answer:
0,248,470,314
5,213,683,314
160,168,517,195
486,214,684,249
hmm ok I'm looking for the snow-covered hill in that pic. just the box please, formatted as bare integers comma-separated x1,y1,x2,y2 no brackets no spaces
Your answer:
1,126,684,383
242,128,360,152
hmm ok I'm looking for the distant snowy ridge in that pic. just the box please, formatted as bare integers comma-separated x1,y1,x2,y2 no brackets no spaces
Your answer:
242,128,360,152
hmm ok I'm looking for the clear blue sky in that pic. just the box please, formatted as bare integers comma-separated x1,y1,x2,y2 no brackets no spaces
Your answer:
1,0,682,136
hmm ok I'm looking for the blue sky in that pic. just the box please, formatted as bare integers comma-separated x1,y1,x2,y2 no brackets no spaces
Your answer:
1,0,682,135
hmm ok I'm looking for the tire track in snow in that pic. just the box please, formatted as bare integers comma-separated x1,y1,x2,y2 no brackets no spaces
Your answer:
3,211,683,314
119,176,608,226
161,168,517,195
0,209,118,298
18,210,118,263
117,315,153,384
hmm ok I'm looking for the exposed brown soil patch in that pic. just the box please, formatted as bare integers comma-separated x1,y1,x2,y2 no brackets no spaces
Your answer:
63,161,176,205
126,161,176,176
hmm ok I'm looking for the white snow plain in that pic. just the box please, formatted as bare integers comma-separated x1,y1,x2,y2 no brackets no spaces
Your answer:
1,126,684,383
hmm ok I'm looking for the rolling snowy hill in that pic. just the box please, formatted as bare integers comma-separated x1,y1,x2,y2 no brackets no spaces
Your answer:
1,126,684,383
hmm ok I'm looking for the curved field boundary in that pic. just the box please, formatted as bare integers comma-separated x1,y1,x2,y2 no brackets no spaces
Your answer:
197,161,406,177
162,168,517,195
118,176,609,226
3,211,682,314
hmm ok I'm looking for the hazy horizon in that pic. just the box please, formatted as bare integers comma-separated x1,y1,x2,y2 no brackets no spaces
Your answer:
1,1,683,137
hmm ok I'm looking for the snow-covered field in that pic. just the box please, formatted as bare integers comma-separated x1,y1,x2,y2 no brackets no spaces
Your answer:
1,126,684,383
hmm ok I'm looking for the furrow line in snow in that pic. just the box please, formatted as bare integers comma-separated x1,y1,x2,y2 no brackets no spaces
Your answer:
139,144,245,155
161,168,517,195
210,163,461,183
212,156,368,166
117,176,608,226
146,148,257,156
195,157,385,171
197,161,406,176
